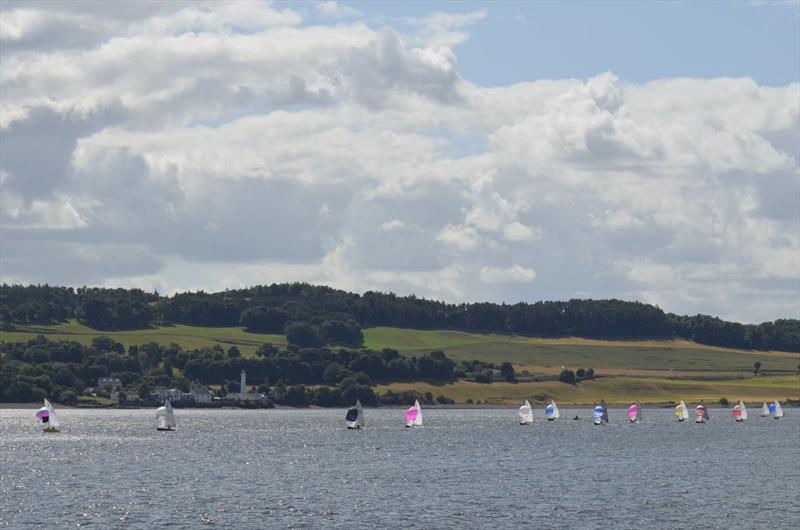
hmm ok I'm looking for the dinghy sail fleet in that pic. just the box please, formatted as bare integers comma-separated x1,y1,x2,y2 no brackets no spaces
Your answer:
545,400,560,421
35,399,60,433
156,400,176,431
405,400,423,428
346,399,365,429
732,401,747,422
675,400,689,422
518,400,533,425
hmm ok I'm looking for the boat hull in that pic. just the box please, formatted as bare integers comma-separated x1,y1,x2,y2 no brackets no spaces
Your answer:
546,418,556,422
43,427,59,433
346,425,361,430
156,427,175,431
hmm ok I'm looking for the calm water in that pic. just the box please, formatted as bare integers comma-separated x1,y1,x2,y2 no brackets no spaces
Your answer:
1,407,798,529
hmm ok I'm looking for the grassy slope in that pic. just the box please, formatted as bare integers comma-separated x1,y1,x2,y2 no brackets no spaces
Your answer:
376,375,800,405
0,320,285,357
363,327,800,372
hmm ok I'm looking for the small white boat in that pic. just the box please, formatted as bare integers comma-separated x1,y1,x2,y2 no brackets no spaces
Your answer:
35,398,60,433
771,401,784,420
732,400,747,422
627,401,643,424
405,400,422,428
156,400,176,431
518,400,533,425
346,399,365,429
545,400,560,421
695,402,709,424
760,402,770,417
675,400,689,422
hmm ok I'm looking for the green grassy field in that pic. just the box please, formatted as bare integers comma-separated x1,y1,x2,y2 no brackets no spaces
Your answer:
376,375,800,405
0,320,286,356
363,327,799,373
2,321,798,373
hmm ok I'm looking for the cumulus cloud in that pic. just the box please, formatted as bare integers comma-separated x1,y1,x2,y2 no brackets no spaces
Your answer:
479,265,537,283
315,1,361,19
0,2,797,322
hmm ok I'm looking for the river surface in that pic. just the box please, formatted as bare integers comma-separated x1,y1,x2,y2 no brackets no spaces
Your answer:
1,407,798,529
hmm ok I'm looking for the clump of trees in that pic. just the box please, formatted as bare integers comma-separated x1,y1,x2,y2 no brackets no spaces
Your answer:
558,368,595,385
0,335,480,405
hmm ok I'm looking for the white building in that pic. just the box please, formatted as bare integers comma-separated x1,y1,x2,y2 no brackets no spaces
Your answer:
190,389,214,403
154,387,182,402
97,377,122,390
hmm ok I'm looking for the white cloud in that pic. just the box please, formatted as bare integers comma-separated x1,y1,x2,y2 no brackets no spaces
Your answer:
503,222,542,241
404,9,487,47
315,2,362,19
479,265,537,283
379,219,406,231
436,224,481,251
0,2,797,322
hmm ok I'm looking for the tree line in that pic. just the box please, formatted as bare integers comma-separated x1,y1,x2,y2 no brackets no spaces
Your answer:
2,283,798,352
0,335,498,405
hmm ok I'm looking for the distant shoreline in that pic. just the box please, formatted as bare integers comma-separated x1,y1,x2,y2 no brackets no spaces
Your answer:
2,401,794,410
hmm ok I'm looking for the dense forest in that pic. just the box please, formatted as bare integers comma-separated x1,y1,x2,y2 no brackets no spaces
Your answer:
1,283,798,351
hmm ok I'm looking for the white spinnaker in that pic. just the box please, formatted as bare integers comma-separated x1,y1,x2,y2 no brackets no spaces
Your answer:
44,398,60,429
518,401,533,423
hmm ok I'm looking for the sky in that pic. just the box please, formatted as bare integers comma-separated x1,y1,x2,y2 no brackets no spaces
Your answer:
0,0,798,323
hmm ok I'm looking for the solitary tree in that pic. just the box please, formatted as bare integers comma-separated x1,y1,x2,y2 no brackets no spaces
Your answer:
753,361,762,376
500,362,517,383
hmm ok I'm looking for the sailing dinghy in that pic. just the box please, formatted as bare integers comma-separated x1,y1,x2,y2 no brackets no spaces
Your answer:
771,401,784,420
593,402,608,425
345,399,365,429
695,401,709,423
628,402,643,423
35,398,60,433
732,400,747,422
761,402,770,417
405,400,423,428
156,400,176,431
518,400,533,425
675,401,689,422
545,400,560,421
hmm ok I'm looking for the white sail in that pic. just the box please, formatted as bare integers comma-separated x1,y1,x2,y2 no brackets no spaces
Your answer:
518,400,533,424
761,402,769,417
345,399,365,429
156,400,176,430
739,401,748,421
545,400,560,420
43,398,60,429
773,401,784,419
636,401,643,422
676,400,689,421
412,399,423,426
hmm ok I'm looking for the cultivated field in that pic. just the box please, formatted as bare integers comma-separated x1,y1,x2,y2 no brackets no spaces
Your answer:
363,327,800,373
376,375,800,405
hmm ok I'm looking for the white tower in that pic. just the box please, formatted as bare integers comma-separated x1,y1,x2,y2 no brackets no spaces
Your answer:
240,369,247,397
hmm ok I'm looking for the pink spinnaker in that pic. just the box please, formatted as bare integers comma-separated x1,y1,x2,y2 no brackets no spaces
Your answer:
404,407,418,422
627,405,638,418
35,408,49,420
